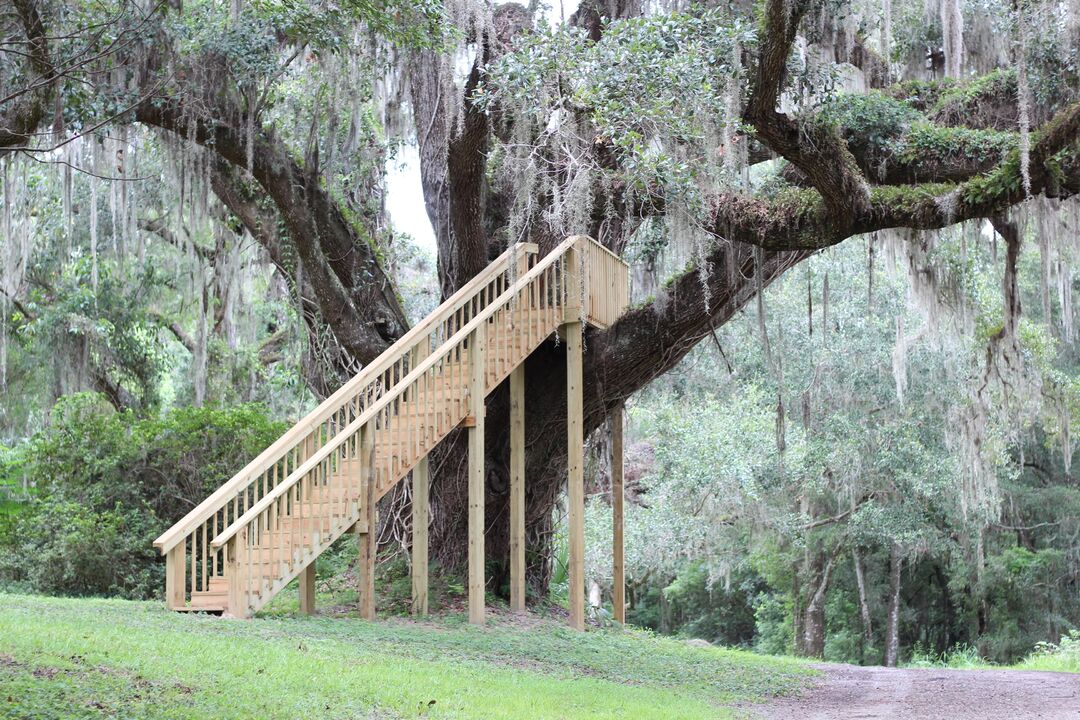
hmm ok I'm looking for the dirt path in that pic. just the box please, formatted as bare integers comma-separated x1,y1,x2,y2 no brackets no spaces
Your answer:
748,664,1080,719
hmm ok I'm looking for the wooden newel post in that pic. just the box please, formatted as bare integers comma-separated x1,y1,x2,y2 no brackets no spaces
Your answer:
358,425,377,621
226,532,246,619
467,323,487,625
564,243,586,631
165,540,186,610
611,401,626,625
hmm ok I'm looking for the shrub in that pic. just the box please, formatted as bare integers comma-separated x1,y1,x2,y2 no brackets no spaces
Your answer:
0,393,286,599
1020,631,1080,673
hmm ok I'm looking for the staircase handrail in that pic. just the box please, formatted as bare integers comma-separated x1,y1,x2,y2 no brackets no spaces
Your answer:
154,241,539,555
210,236,587,551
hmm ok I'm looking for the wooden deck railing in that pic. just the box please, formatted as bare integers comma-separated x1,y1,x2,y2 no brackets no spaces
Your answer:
156,236,629,615
579,239,631,328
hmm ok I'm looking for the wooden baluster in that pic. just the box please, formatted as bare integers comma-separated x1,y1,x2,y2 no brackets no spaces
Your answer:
210,512,217,578
189,527,196,598
291,482,299,567
273,496,281,580
242,523,251,608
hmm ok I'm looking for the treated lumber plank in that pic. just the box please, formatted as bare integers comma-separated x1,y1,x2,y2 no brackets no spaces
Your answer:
468,324,487,625
611,401,626,625
358,427,376,621
165,541,186,610
299,563,316,615
510,364,526,613
411,457,429,616
565,319,585,631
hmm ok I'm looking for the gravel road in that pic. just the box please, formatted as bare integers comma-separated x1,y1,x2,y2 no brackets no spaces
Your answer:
748,664,1080,719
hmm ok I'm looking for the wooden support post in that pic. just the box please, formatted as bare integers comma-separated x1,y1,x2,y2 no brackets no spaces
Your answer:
411,457,429,616
611,401,626,625
562,242,586,630
358,426,377,621
410,337,432,615
226,532,246,619
299,562,316,615
565,320,585,631
509,364,526,613
165,540,186,610
468,324,487,625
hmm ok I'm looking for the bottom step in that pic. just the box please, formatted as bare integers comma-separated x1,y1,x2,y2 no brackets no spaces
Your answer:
172,603,225,614
173,577,228,613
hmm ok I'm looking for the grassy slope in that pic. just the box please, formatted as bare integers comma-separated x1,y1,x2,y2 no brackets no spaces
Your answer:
0,593,815,720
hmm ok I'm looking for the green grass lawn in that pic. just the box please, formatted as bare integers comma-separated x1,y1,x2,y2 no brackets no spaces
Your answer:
0,593,815,719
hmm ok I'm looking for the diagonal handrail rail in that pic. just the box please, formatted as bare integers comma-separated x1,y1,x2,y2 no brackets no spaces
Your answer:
210,236,587,551
154,241,539,554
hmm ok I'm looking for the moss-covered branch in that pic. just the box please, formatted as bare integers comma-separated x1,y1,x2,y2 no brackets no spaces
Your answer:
711,101,1080,251
744,0,871,225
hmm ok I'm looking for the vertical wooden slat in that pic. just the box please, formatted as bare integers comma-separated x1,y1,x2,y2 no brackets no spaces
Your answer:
189,529,196,597
509,364,526,613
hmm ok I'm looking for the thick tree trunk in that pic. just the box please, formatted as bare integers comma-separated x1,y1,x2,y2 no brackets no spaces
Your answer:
884,542,903,667
798,552,834,659
853,548,873,663
0,0,53,152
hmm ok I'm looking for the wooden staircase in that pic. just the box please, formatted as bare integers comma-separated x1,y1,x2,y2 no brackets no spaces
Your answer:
154,236,629,619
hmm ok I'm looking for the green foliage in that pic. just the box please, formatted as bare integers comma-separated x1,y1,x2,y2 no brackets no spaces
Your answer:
661,562,763,646
478,7,758,227
254,0,447,50
908,643,990,669
0,394,285,599
896,124,1016,167
1020,630,1080,673
0,593,816,719
930,69,1018,127
817,92,924,167
19,258,174,413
